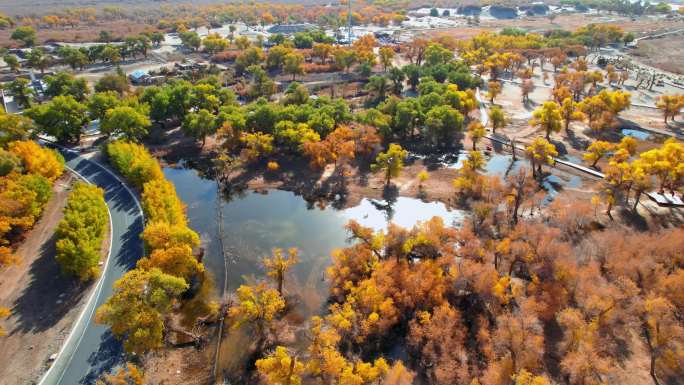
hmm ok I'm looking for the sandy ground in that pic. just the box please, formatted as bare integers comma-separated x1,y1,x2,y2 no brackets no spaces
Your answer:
142,345,214,385
0,20,156,47
631,32,684,74
0,172,110,385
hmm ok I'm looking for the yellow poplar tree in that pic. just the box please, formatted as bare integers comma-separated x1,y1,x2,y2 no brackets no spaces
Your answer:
256,346,304,385
263,247,299,295
525,137,558,179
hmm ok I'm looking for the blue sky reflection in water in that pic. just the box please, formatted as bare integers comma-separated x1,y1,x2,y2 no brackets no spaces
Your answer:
163,165,464,318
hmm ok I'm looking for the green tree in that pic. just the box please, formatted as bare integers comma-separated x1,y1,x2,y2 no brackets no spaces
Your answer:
87,91,121,121
179,31,201,51
26,95,88,143
403,64,421,92
96,268,188,354
333,48,356,73
266,44,291,70
424,105,464,146
366,75,390,104
235,46,265,75
293,32,314,49
140,86,171,123
44,72,90,102
57,46,89,70
150,32,164,46
182,109,216,146
27,48,51,73
388,67,405,95
11,26,36,47
5,78,35,109
3,54,19,72
0,113,33,146
100,45,121,63
423,43,453,67
100,106,151,140
95,71,129,95
372,143,408,186
283,52,305,81
55,182,108,281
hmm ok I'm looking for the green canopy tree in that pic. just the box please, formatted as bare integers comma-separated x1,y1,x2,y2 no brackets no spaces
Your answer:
100,105,151,140
284,52,305,81
0,113,33,146
87,91,121,121
424,105,464,146
182,109,217,146
372,143,408,186
3,54,20,72
95,71,129,95
5,78,35,109
55,182,108,281
27,48,51,73
44,72,90,102
11,26,36,47
26,95,88,143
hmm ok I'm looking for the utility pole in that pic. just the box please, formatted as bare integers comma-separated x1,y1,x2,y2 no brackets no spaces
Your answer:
212,161,230,384
347,0,352,44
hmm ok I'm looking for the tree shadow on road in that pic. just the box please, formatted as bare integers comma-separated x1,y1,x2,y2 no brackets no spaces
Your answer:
81,330,124,385
10,233,85,335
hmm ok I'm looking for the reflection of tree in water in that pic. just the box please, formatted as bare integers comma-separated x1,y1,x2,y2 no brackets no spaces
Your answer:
370,184,399,222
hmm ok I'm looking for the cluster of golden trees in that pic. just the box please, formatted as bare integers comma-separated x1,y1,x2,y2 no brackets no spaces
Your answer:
0,140,63,267
591,138,684,216
0,140,63,335
95,140,207,354
251,182,683,385
9,0,404,38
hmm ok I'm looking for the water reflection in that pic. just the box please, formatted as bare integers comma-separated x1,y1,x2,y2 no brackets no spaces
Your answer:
163,166,466,315
342,197,465,231
446,151,524,177
621,128,651,140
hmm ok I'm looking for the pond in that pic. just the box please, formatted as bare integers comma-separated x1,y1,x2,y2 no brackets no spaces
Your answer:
163,166,466,319
621,128,652,141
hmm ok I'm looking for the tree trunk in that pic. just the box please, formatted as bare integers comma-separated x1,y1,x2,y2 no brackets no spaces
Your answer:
277,273,283,295
633,190,642,212
513,196,521,225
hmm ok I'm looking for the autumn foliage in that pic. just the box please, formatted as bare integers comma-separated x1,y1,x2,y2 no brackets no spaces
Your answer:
98,140,205,353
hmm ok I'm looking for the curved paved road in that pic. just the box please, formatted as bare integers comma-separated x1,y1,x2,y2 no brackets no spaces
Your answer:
38,143,145,385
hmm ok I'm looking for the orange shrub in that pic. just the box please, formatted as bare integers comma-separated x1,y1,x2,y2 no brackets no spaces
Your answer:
302,63,334,73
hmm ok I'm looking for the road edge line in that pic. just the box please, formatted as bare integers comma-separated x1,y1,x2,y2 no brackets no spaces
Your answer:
37,141,145,385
